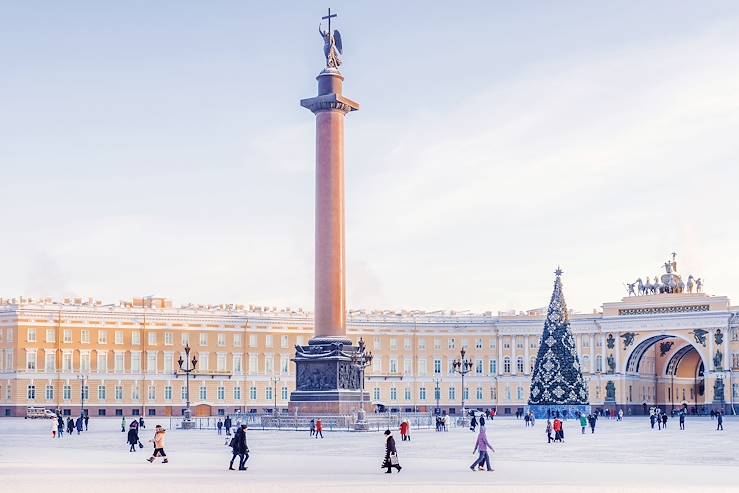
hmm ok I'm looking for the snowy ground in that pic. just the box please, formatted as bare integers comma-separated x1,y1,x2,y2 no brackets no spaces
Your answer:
1,416,737,493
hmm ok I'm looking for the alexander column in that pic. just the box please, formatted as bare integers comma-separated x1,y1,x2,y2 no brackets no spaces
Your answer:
289,9,367,416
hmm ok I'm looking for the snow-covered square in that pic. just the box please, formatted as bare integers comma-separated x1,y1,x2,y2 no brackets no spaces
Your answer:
1,416,736,493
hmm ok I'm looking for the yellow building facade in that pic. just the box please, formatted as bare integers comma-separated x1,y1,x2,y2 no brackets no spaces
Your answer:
1,291,737,417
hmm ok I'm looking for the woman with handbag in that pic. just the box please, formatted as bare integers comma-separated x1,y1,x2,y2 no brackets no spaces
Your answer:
127,423,139,452
381,430,402,474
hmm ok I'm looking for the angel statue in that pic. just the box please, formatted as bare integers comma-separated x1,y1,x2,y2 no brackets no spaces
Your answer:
320,25,343,68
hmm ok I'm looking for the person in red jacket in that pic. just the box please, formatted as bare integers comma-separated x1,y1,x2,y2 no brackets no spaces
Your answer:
315,418,324,438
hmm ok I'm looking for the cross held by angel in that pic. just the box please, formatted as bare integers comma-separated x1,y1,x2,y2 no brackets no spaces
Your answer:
319,8,343,68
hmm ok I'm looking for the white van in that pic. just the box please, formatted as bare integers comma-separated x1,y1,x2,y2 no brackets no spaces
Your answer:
26,407,57,419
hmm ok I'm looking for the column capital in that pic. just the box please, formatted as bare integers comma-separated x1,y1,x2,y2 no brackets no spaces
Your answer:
301,93,359,115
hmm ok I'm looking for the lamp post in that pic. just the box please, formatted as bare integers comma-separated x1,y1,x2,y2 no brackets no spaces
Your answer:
452,348,473,425
77,374,87,418
351,337,373,431
434,378,441,414
177,343,198,429
270,375,281,415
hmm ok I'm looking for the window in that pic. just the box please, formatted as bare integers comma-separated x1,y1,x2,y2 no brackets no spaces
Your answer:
164,332,173,345
63,329,72,343
280,335,288,348
504,357,511,373
582,337,590,348
475,359,483,375
98,385,106,400
403,338,411,350
281,355,289,374
27,328,36,342
217,386,225,400
373,337,382,350
179,333,187,346
265,386,273,401
373,387,381,401
97,353,107,372
218,333,226,347
249,335,257,347
98,330,108,344
233,334,242,347
390,358,398,374
404,387,411,401
164,353,173,372
80,353,90,371
199,386,207,400
595,355,603,373
516,386,523,400
516,357,524,373
63,385,71,400
199,352,209,371
463,387,469,400
390,338,398,351
46,328,55,343
233,355,242,373
582,355,591,373
217,353,227,372
530,357,535,372
199,333,208,346
115,353,124,371
131,353,141,372
148,385,156,400
45,384,54,400
489,359,497,375
476,338,483,349
418,338,426,350
281,386,288,400
264,354,273,374
265,335,273,348
418,358,427,375
45,352,55,371
148,333,157,345
115,331,124,344
390,387,398,401
434,338,441,350
82,385,89,400
27,385,36,400
403,358,412,375
419,387,426,400
434,359,442,374
462,339,469,349
448,386,456,400
516,338,523,349
372,356,382,373
296,336,304,346
26,351,37,370
489,338,496,349
249,354,258,373
115,385,123,400
476,387,483,400
503,338,510,349
165,386,172,400
448,338,455,350
181,386,187,401
131,332,140,345
434,385,441,402
249,386,257,400
233,386,241,400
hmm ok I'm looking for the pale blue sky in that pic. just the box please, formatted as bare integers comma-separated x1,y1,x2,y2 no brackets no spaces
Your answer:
1,1,738,312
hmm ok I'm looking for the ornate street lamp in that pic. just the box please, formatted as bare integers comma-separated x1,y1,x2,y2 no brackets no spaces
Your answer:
177,343,198,429
452,348,473,425
351,337,373,430
77,374,87,418
434,378,442,414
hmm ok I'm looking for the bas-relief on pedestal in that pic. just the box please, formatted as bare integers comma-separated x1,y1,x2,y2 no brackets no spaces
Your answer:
288,11,368,415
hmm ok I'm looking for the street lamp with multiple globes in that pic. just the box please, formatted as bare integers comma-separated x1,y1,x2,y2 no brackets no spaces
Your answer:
77,374,87,418
177,343,198,428
452,348,473,424
351,337,373,430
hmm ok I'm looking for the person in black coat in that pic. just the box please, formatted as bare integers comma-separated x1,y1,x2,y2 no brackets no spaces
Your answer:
229,424,249,470
224,415,232,436
66,417,74,435
127,424,139,452
381,430,401,474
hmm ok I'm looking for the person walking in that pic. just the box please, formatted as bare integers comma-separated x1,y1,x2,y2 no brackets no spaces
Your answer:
57,415,64,438
66,417,74,436
716,411,724,431
139,416,145,429
588,414,597,434
229,424,249,470
50,417,57,438
309,418,316,437
649,413,656,429
381,430,402,473
84,414,89,431
217,418,223,435
146,425,168,464
224,415,232,436
75,416,83,435
470,426,495,471
679,412,686,430
127,423,139,452
661,413,668,429
579,414,587,434
315,418,324,438
470,414,477,432
399,420,408,441
121,417,126,433
546,419,553,443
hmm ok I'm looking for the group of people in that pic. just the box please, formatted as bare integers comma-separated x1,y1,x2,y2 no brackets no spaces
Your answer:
435,414,449,431
399,420,411,441
523,411,536,427
50,413,88,438
579,413,598,434
546,417,565,443
309,418,324,438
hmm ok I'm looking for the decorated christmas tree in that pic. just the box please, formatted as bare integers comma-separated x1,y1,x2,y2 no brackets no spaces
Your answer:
528,268,589,417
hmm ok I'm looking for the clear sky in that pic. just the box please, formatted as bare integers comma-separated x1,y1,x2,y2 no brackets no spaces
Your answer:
1,1,738,313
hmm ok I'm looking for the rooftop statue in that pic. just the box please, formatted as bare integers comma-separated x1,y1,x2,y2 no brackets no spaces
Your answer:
319,8,343,69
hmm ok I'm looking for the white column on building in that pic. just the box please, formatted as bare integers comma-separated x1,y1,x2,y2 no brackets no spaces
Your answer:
523,335,530,375
511,334,517,375
590,333,596,372
497,333,503,375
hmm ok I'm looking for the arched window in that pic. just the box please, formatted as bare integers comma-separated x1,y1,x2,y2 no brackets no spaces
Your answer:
529,357,536,372
582,355,590,373
503,357,511,373
516,357,524,373
595,355,603,373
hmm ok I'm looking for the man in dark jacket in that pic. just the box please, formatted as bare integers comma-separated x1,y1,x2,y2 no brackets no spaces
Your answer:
84,414,89,430
717,411,724,431
66,417,74,435
679,412,686,430
127,424,139,452
229,424,249,470
224,415,232,436
382,430,401,474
